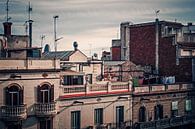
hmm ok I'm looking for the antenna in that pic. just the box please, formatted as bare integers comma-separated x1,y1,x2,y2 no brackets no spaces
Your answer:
40,35,45,48
26,2,33,47
155,10,160,19
6,0,11,22
28,1,32,21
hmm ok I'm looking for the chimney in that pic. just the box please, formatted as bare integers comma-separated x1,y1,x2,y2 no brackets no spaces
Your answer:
3,22,12,36
29,20,33,48
73,41,78,51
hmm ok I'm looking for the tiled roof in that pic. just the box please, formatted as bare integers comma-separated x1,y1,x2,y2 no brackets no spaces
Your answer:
43,51,75,60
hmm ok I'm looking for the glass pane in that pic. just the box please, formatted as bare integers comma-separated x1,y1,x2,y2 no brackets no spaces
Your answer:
71,111,80,129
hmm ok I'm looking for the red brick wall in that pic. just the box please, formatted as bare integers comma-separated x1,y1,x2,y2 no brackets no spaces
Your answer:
129,25,156,67
129,24,192,82
159,36,192,82
111,46,121,61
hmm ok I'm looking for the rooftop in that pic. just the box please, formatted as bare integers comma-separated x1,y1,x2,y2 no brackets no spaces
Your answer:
43,51,75,60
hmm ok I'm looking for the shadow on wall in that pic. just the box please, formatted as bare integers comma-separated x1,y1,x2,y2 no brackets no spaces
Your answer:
23,117,38,128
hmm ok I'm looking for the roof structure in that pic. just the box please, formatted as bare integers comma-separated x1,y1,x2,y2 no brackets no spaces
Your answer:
43,51,75,60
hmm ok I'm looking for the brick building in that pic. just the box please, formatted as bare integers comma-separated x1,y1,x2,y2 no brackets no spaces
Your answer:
113,19,195,82
111,39,121,61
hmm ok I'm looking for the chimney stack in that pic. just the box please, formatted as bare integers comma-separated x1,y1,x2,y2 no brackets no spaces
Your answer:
29,20,33,48
73,41,78,51
3,22,12,36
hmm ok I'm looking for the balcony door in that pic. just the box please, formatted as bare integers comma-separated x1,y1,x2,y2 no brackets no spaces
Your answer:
154,104,163,120
5,85,23,106
37,84,54,103
139,106,146,122
116,106,124,127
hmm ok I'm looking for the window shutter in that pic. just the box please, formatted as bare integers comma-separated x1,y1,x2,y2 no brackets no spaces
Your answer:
50,85,54,102
37,85,41,103
160,105,163,119
19,87,24,105
5,87,10,105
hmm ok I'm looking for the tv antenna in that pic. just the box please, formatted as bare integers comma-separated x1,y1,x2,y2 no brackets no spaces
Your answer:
6,0,11,22
155,10,160,19
28,1,32,21
40,35,46,48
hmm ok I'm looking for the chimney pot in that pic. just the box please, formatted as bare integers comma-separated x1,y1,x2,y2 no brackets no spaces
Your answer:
3,22,12,36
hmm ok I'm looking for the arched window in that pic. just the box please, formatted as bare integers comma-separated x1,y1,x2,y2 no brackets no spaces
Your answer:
139,106,146,122
154,104,163,120
5,84,23,106
37,83,54,103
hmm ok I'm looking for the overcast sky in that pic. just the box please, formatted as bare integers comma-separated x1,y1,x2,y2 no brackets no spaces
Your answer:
0,0,195,57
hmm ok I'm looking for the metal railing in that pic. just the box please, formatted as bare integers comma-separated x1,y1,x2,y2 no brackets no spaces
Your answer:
63,85,86,93
34,102,56,116
0,104,27,120
134,115,195,129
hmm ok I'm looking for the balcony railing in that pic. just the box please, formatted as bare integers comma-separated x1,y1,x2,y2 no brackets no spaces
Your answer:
34,102,56,117
60,82,194,98
135,115,195,129
0,104,27,121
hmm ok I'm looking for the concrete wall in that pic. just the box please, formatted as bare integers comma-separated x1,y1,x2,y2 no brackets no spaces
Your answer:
0,59,60,70
69,50,88,62
7,35,29,49
57,95,131,129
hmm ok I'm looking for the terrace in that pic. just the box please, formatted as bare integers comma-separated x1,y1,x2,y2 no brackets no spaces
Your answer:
59,82,194,99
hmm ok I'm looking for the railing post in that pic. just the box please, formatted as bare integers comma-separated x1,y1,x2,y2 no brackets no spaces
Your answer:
107,81,112,93
85,83,90,94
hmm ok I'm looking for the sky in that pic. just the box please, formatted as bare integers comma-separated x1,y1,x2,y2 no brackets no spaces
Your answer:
0,0,195,57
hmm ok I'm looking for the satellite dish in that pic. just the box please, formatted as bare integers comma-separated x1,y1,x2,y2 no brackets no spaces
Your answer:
44,44,50,53
94,53,98,57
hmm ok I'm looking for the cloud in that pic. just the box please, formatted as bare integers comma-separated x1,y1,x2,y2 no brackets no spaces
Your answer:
0,0,195,56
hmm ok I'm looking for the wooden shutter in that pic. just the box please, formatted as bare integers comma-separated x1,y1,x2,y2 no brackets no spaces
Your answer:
50,85,54,102
19,87,24,105
5,87,10,105
37,85,41,103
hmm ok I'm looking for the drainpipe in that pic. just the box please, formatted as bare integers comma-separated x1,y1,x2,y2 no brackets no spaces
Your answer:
155,18,159,75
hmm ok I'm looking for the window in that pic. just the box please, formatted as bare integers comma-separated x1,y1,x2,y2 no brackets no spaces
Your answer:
154,104,163,120
37,84,54,103
185,100,192,114
39,118,53,129
171,101,178,117
5,85,23,106
116,106,124,127
139,106,146,122
71,111,81,129
94,108,103,125
79,64,83,72
63,75,83,85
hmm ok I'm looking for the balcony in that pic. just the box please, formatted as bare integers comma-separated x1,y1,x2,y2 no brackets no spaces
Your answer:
34,102,56,117
60,82,194,99
60,82,130,98
0,104,27,121
135,115,195,129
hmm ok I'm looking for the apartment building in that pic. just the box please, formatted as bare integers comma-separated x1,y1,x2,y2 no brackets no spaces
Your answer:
0,19,195,129
112,19,195,82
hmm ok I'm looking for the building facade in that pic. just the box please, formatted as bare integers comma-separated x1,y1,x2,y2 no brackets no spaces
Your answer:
112,19,195,82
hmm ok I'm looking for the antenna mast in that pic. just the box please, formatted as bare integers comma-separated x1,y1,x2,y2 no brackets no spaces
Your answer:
40,35,45,48
6,0,11,22
27,2,33,48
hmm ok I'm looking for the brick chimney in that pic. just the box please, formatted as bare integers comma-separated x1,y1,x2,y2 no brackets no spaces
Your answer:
3,22,12,36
